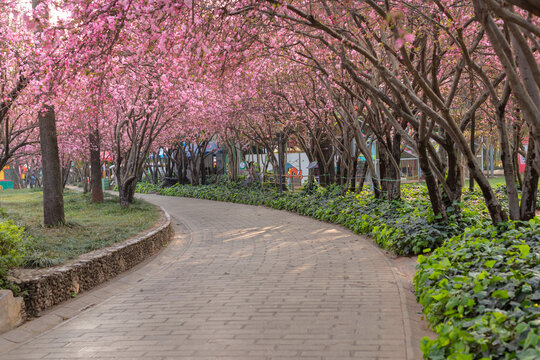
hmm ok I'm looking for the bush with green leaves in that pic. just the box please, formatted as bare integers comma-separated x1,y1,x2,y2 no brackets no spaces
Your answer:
0,220,26,292
414,220,540,359
137,182,480,255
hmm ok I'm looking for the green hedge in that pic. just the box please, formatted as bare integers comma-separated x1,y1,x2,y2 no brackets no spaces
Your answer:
137,182,481,256
0,220,25,292
415,220,540,359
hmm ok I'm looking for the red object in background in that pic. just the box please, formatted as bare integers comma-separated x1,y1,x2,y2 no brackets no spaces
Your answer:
519,154,526,173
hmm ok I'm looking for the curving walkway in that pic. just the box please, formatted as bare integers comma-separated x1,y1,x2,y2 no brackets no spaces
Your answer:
0,194,430,359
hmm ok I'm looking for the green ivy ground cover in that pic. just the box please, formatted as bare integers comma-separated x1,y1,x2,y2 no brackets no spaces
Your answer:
137,181,539,359
415,221,540,359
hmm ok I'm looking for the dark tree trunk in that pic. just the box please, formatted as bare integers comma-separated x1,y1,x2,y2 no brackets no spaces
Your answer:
442,142,462,208
307,167,315,189
349,155,358,192
498,125,520,220
165,149,174,178
200,153,206,185
89,128,103,203
190,156,199,186
278,134,287,191
469,112,476,191
118,178,137,207
39,105,65,226
378,140,401,200
181,151,188,184
336,156,342,186
82,163,90,193
357,163,367,193
148,152,158,185
356,162,368,193
419,140,447,220
226,144,239,182
512,123,523,190
61,162,70,189
172,147,186,184
492,83,520,219
316,134,335,187
469,159,508,223
520,139,539,220
12,163,21,189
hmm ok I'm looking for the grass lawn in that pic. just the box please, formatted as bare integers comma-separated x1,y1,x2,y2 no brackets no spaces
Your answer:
487,176,506,186
0,189,159,268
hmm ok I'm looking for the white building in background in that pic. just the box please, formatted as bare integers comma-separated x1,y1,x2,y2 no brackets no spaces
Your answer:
245,152,311,184
245,143,498,187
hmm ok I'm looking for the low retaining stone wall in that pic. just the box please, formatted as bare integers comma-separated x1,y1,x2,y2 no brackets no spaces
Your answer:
10,207,172,316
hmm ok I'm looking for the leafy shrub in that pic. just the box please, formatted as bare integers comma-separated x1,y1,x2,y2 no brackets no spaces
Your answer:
136,182,478,255
415,220,540,359
0,220,26,292
136,182,160,193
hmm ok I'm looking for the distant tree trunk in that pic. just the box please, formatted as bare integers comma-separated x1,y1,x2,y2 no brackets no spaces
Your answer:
356,162,368,193
82,163,90,193
118,177,138,207
378,137,401,200
348,155,358,192
495,85,520,219
152,152,160,184
34,169,42,187
89,127,103,203
39,105,65,226
419,140,447,220
442,141,463,208
176,148,187,184
29,161,42,188
336,155,343,187
520,139,539,220
278,133,287,191
226,143,239,182
12,163,21,189
469,157,508,223
188,151,199,186
61,161,70,189
512,121,523,190
200,154,206,185
315,134,335,187
164,149,174,178
469,112,476,191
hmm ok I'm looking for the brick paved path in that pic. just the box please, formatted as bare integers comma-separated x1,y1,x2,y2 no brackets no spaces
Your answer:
1,194,424,359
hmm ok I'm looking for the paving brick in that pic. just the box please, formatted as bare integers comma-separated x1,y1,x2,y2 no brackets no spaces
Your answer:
0,195,429,359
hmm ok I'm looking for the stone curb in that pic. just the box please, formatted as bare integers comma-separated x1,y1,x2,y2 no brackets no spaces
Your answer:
9,206,171,317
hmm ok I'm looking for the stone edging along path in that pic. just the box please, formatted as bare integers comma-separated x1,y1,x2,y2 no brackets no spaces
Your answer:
9,206,172,317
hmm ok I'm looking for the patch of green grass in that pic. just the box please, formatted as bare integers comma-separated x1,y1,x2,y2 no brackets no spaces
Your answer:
0,189,158,268
487,176,506,187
